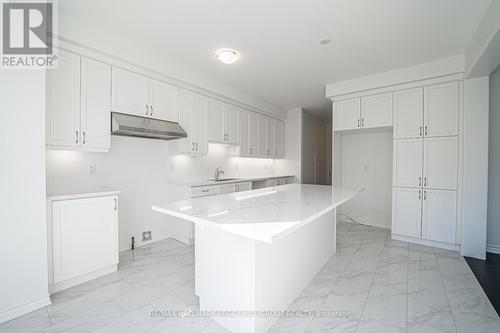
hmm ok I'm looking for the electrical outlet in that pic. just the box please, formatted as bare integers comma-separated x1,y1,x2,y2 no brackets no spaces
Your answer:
89,164,97,175
142,231,152,242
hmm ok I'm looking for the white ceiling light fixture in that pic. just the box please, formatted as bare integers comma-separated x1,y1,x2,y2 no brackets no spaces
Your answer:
216,49,240,64
319,38,331,46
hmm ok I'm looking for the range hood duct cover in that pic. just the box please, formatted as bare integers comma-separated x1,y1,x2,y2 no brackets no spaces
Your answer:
111,112,187,141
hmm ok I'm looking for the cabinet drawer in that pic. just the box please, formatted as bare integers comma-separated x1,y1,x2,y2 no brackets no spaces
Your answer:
191,185,220,198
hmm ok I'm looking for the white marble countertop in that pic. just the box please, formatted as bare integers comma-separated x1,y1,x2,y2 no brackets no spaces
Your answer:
169,174,295,187
47,187,120,201
152,184,362,243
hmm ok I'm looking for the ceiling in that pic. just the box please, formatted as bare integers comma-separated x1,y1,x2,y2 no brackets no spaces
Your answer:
60,0,492,119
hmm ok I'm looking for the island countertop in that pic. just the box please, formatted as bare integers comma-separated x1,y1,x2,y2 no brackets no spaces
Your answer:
152,184,362,243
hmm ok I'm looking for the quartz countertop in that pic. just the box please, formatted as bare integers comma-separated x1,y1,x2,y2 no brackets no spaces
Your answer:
46,188,120,201
169,174,295,187
152,183,361,243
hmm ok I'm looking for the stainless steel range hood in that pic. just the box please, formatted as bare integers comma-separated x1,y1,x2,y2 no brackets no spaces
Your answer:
111,112,187,141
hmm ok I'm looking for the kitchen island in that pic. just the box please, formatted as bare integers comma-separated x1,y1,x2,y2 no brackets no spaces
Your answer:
152,184,361,333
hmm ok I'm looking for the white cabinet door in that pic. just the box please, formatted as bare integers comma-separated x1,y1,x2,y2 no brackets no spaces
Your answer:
274,120,284,158
111,68,149,117
393,139,423,188
392,187,422,238
52,196,118,283
265,118,274,157
257,114,267,157
46,50,81,147
236,182,252,192
177,89,195,153
393,88,423,139
423,137,458,190
422,189,456,243
333,98,360,131
224,105,239,144
361,93,393,128
219,184,236,194
192,93,208,154
80,58,111,149
424,82,458,137
248,112,258,157
149,79,178,122
208,99,224,142
239,109,250,157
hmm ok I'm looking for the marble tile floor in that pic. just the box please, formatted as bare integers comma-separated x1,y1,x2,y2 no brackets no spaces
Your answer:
2,222,500,333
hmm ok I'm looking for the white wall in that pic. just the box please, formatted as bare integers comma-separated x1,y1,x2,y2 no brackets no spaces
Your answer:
0,70,50,323
488,72,500,252
337,131,393,229
462,76,490,259
275,108,303,182
46,139,275,251
301,112,327,184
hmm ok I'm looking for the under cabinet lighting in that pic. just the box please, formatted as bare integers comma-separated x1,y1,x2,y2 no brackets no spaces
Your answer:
180,206,192,211
235,191,278,201
208,210,229,217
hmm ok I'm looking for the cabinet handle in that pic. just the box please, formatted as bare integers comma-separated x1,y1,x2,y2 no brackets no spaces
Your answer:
82,131,86,145
419,126,423,136
418,190,421,200
424,125,428,136
75,130,79,144
196,142,198,151
202,189,209,193
424,190,427,200
424,177,427,187
114,198,117,211
150,105,153,116
192,142,195,151
146,104,149,116
357,119,360,128
361,118,364,127
418,177,422,187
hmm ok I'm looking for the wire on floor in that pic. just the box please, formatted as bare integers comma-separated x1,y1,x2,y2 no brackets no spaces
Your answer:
336,213,361,224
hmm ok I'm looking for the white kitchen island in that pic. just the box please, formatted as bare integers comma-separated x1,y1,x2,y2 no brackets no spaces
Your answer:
152,184,361,333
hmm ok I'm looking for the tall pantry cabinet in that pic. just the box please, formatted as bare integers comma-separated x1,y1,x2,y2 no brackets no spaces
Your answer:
392,81,459,246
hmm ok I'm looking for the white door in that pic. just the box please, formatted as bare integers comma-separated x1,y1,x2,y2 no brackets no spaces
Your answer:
393,88,423,139
208,99,224,142
248,112,258,157
265,118,274,157
257,114,267,157
274,120,284,158
80,58,111,149
111,68,149,117
177,89,194,153
424,81,458,137
422,189,456,243
52,196,118,283
239,109,250,157
361,93,393,128
423,137,458,190
46,50,81,147
393,139,423,188
392,187,422,238
315,154,326,185
149,79,178,122
192,93,208,154
333,98,361,130
224,105,239,144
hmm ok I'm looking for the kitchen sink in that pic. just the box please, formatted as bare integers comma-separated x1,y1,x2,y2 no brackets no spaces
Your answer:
206,178,240,182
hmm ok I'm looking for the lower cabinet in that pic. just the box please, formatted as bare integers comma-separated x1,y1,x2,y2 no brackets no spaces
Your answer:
47,194,119,293
392,187,457,244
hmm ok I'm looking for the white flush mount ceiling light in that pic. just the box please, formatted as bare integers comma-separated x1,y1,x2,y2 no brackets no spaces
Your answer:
216,49,240,64
319,38,332,46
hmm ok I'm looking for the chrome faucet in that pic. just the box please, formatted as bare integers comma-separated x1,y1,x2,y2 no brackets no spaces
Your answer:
215,166,224,180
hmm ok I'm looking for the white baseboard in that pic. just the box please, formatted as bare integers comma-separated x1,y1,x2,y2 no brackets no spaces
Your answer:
0,296,51,324
119,233,175,252
49,265,117,294
486,244,500,254
392,234,460,251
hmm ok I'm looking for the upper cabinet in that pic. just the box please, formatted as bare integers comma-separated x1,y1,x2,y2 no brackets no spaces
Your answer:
333,93,392,131
273,120,284,158
208,100,239,144
424,82,459,137
47,50,111,151
257,114,267,157
394,82,458,139
361,93,393,128
177,89,208,155
265,118,274,158
393,88,423,139
238,110,283,159
111,68,178,122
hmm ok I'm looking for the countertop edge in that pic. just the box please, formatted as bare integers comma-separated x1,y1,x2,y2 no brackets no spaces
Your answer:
47,190,121,201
